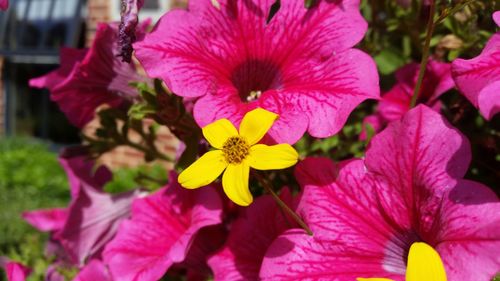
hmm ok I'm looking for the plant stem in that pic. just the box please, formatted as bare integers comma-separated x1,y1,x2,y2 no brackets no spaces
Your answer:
410,0,436,108
254,172,313,236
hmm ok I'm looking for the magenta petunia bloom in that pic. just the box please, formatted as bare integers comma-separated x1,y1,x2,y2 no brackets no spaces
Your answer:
29,23,147,127
452,11,500,120
0,260,30,281
362,60,453,139
134,0,379,144
22,208,68,232
103,172,223,281
0,0,8,10
208,188,297,280
260,105,500,281
73,260,112,281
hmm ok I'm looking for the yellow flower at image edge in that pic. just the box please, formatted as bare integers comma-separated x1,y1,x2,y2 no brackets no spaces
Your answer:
357,242,447,281
178,108,299,206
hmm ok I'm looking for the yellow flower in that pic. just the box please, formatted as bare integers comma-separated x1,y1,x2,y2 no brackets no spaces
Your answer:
357,242,447,281
178,108,299,206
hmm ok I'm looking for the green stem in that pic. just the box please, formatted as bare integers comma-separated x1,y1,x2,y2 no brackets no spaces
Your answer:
410,0,436,108
254,172,313,236
124,139,174,162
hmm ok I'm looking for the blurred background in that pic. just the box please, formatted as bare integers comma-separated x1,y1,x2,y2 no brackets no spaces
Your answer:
0,1,182,279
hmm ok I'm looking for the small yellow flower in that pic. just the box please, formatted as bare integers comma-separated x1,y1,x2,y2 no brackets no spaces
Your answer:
357,242,447,281
178,108,299,206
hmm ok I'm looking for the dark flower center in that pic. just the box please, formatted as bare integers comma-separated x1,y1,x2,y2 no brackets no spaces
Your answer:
222,136,250,164
230,59,282,102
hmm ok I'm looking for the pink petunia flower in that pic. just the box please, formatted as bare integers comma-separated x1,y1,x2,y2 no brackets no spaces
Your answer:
73,260,112,281
29,23,148,127
362,60,453,138
0,259,31,281
103,172,223,281
208,188,297,280
22,208,68,232
260,105,500,281
134,0,379,144
0,0,8,10
452,11,500,120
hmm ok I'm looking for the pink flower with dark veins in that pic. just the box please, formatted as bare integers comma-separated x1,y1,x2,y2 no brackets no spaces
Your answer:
29,23,148,127
208,188,297,280
134,0,379,144
73,260,112,281
103,172,223,281
452,11,500,120
260,105,500,281
362,60,453,139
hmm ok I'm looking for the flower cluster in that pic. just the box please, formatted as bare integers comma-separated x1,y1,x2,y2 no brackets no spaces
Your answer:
2,1,499,281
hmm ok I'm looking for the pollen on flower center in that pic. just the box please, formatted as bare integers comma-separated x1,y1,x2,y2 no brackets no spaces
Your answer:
222,136,250,164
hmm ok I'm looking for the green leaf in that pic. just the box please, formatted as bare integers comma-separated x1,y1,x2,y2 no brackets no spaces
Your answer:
374,48,407,75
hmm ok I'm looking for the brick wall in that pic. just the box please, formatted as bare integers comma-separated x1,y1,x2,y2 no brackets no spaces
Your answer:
86,0,111,46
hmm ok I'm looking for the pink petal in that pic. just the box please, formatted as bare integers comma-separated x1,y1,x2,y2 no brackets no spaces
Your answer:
103,172,223,281
493,11,500,27
58,147,112,197
74,260,111,281
135,0,375,144
55,184,140,265
477,80,500,120
260,159,402,280
22,208,67,232
208,188,296,280
379,60,453,123
435,180,500,281
360,114,384,140
261,106,500,280
0,0,8,10
29,48,87,89
366,105,471,197
452,33,500,116
4,261,31,281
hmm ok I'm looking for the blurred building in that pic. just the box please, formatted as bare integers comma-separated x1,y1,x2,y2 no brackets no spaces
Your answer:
0,0,183,142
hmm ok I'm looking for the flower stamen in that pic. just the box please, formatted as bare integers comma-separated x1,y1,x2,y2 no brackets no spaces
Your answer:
222,136,250,164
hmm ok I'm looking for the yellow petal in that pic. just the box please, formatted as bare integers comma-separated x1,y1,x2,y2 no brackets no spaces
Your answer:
406,242,447,281
356,278,394,281
239,108,278,145
222,162,252,206
202,118,238,149
178,150,227,189
247,144,298,170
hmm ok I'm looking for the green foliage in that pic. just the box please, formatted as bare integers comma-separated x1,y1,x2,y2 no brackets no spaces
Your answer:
104,163,168,193
0,138,70,280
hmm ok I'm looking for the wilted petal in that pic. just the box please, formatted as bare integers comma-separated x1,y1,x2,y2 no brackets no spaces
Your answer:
74,260,111,281
209,189,296,280
103,172,223,281
22,208,67,232
55,184,140,265
58,147,112,197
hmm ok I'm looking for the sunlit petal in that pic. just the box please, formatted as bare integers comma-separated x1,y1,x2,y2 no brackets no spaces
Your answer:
202,118,238,149
239,108,278,145
222,162,252,206
406,242,447,281
248,144,298,170
179,150,227,189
